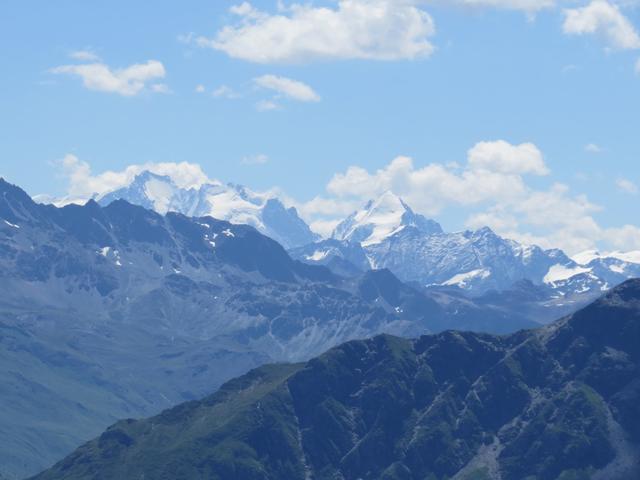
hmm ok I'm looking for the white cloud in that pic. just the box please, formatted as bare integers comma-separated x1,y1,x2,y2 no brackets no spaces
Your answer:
213,85,241,99
563,0,640,50
616,177,638,194
70,50,100,61
321,153,531,215
310,219,343,237
453,0,555,13
151,83,172,94
298,140,640,254
241,154,269,165
466,184,604,253
50,60,167,96
178,32,196,44
585,143,603,153
254,74,320,102
197,0,436,63
57,155,210,201
195,84,206,93
300,140,548,222
256,99,281,111
467,140,549,176
603,224,640,251
300,195,362,218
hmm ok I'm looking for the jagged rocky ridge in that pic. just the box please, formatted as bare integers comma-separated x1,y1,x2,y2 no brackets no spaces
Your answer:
0,178,537,479
33,279,640,480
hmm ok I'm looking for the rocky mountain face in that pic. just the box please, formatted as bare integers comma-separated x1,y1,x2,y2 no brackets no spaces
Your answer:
91,171,318,249
33,280,640,480
0,179,537,479
292,192,640,299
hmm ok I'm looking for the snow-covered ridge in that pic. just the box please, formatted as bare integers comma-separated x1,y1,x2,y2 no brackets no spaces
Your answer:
306,249,330,262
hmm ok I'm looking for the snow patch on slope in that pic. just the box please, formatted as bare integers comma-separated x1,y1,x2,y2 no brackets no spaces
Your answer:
3,220,19,228
544,264,591,284
443,268,491,288
143,178,175,214
306,250,329,262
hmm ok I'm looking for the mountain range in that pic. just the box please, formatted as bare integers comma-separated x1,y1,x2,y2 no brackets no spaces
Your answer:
32,279,640,480
63,171,640,300
0,178,542,479
4,172,640,478
292,190,640,299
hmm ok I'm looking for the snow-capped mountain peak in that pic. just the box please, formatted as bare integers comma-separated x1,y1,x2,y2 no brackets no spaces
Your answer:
95,171,318,248
332,191,442,246
98,171,204,215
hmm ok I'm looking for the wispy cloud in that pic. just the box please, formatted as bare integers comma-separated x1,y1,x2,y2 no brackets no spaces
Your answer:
241,154,269,165
452,0,556,14
151,83,172,94
254,75,320,102
213,85,241,99
617,177,638,194
69,50,101,62
51,59,167,96
585,143,603,153
255,99,281,111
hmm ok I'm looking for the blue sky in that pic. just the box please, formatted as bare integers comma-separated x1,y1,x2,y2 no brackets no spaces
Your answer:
1,0,639,253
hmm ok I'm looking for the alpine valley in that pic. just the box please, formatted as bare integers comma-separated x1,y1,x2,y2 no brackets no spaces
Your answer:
2,173,639,479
